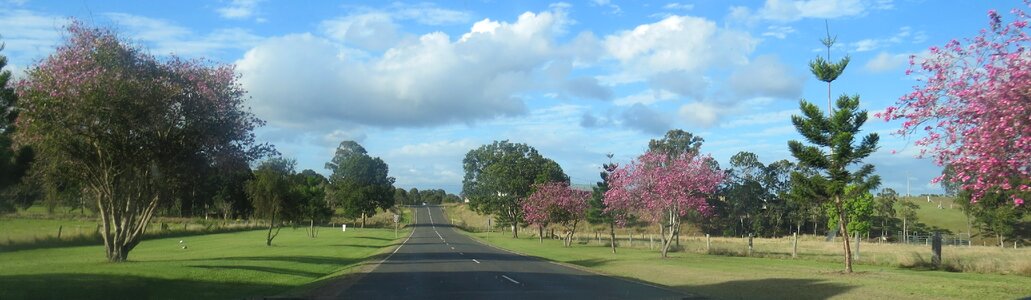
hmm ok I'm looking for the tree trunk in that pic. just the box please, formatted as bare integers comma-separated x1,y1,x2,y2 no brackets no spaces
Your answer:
538,225,544,244
266,211,277,246
512,224,518,238
660,210,678,258
835,196,853,273
361,212,366,228
309,219,315,238
609,222,617,254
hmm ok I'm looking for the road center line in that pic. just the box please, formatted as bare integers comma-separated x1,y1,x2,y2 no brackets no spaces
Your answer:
459,252,464,255
472,259,480,264
501,275,520,284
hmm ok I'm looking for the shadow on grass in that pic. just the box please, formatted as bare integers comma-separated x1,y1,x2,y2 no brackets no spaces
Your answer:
0,273,289,300
568,258,613,268
676,278,854,300
192,265,323,278
144,255,365,266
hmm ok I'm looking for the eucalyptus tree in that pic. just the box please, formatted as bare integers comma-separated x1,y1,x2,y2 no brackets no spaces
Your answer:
462,140,567,238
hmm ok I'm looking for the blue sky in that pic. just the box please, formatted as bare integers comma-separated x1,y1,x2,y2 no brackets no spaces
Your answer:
0,0,1015,194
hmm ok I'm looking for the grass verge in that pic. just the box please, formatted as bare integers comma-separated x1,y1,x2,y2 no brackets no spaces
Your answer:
0,226,409,300
459,230,1031,299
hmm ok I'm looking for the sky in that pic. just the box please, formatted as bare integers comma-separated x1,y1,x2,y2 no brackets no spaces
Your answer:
0,0,1015,195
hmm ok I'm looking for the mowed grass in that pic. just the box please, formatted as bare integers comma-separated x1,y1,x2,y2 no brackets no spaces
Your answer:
462,231,1031,299
0,226,408,300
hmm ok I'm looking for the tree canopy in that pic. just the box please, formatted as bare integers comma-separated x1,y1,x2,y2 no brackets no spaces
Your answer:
15,22,271,261
462,140,567,238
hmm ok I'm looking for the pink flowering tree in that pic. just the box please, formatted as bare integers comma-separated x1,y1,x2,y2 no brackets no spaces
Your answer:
879,4,1031,206
605,151,725,257
16,22,271,261
523,182,590,247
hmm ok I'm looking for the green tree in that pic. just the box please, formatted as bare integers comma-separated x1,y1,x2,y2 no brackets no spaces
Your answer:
326,140,395,228
462,140,568,238
957,187,1029,247
874,188,898,238
896,198,919,242
246,158,300,246
648,129,703,159
0,38,34,213
827,185,875,237
296,169,332,238
788,25,879,273
409,187,421,204
394,188,409,206
17,23,271,261
587,155,620,253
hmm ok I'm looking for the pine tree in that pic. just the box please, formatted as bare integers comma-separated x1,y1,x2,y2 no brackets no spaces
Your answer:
788,24,880,273
587,154,618,253
0,39,35,213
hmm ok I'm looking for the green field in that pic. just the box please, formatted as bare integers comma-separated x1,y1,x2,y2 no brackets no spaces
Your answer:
0,225,407,299
462,231,1031,299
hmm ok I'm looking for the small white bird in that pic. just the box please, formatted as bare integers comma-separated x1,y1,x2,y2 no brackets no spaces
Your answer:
182,245,188,249
179,240,184,244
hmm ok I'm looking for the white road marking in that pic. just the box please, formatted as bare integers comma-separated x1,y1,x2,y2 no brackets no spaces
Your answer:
501,275,520,284
459,252,464,255
472,259,480,264
450,246,455,250
427,207,434,225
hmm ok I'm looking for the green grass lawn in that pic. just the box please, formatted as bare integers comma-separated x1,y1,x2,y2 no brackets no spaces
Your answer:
462,231,1031,299
0,226,408,300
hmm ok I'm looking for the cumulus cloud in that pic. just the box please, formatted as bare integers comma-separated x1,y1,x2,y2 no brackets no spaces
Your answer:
239,7,605,129
603,15,756,90
678,102,722,127
762,25,795,39
727,55,804,100
321,13,406,51
613,89,677,106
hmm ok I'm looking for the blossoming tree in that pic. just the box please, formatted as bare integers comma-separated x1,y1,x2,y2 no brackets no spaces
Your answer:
523,182,590,247
879,4,1031,206
604,151,725,258
16,22,271,261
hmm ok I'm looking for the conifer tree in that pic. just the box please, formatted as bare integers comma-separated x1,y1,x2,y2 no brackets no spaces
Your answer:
788,24,880,273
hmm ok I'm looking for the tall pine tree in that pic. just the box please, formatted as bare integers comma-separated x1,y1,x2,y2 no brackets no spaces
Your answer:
788,24,879,273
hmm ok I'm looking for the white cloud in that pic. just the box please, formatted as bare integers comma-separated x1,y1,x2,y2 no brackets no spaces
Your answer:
850,26,926,52
721,109,798,128
0,9,67,64
613,89,677,106
762,25,796,39
321,13,406,51
389,2,473,25
591,0,622,15
239,7,604,129
727,55,805,100
678,102,723,127
216,0,264,20
603,15,756,88
105,13,262,57
735,0,893,23
663,3,694,11
864,51,908,72
390,139,478,158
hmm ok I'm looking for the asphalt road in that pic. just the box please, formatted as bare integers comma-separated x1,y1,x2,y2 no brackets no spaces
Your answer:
332,205,689,300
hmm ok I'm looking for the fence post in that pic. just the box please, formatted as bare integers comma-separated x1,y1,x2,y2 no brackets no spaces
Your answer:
706,234,711,253
629,231,633,248
792,232,798,258
931,231,942,269
747,233,753,256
